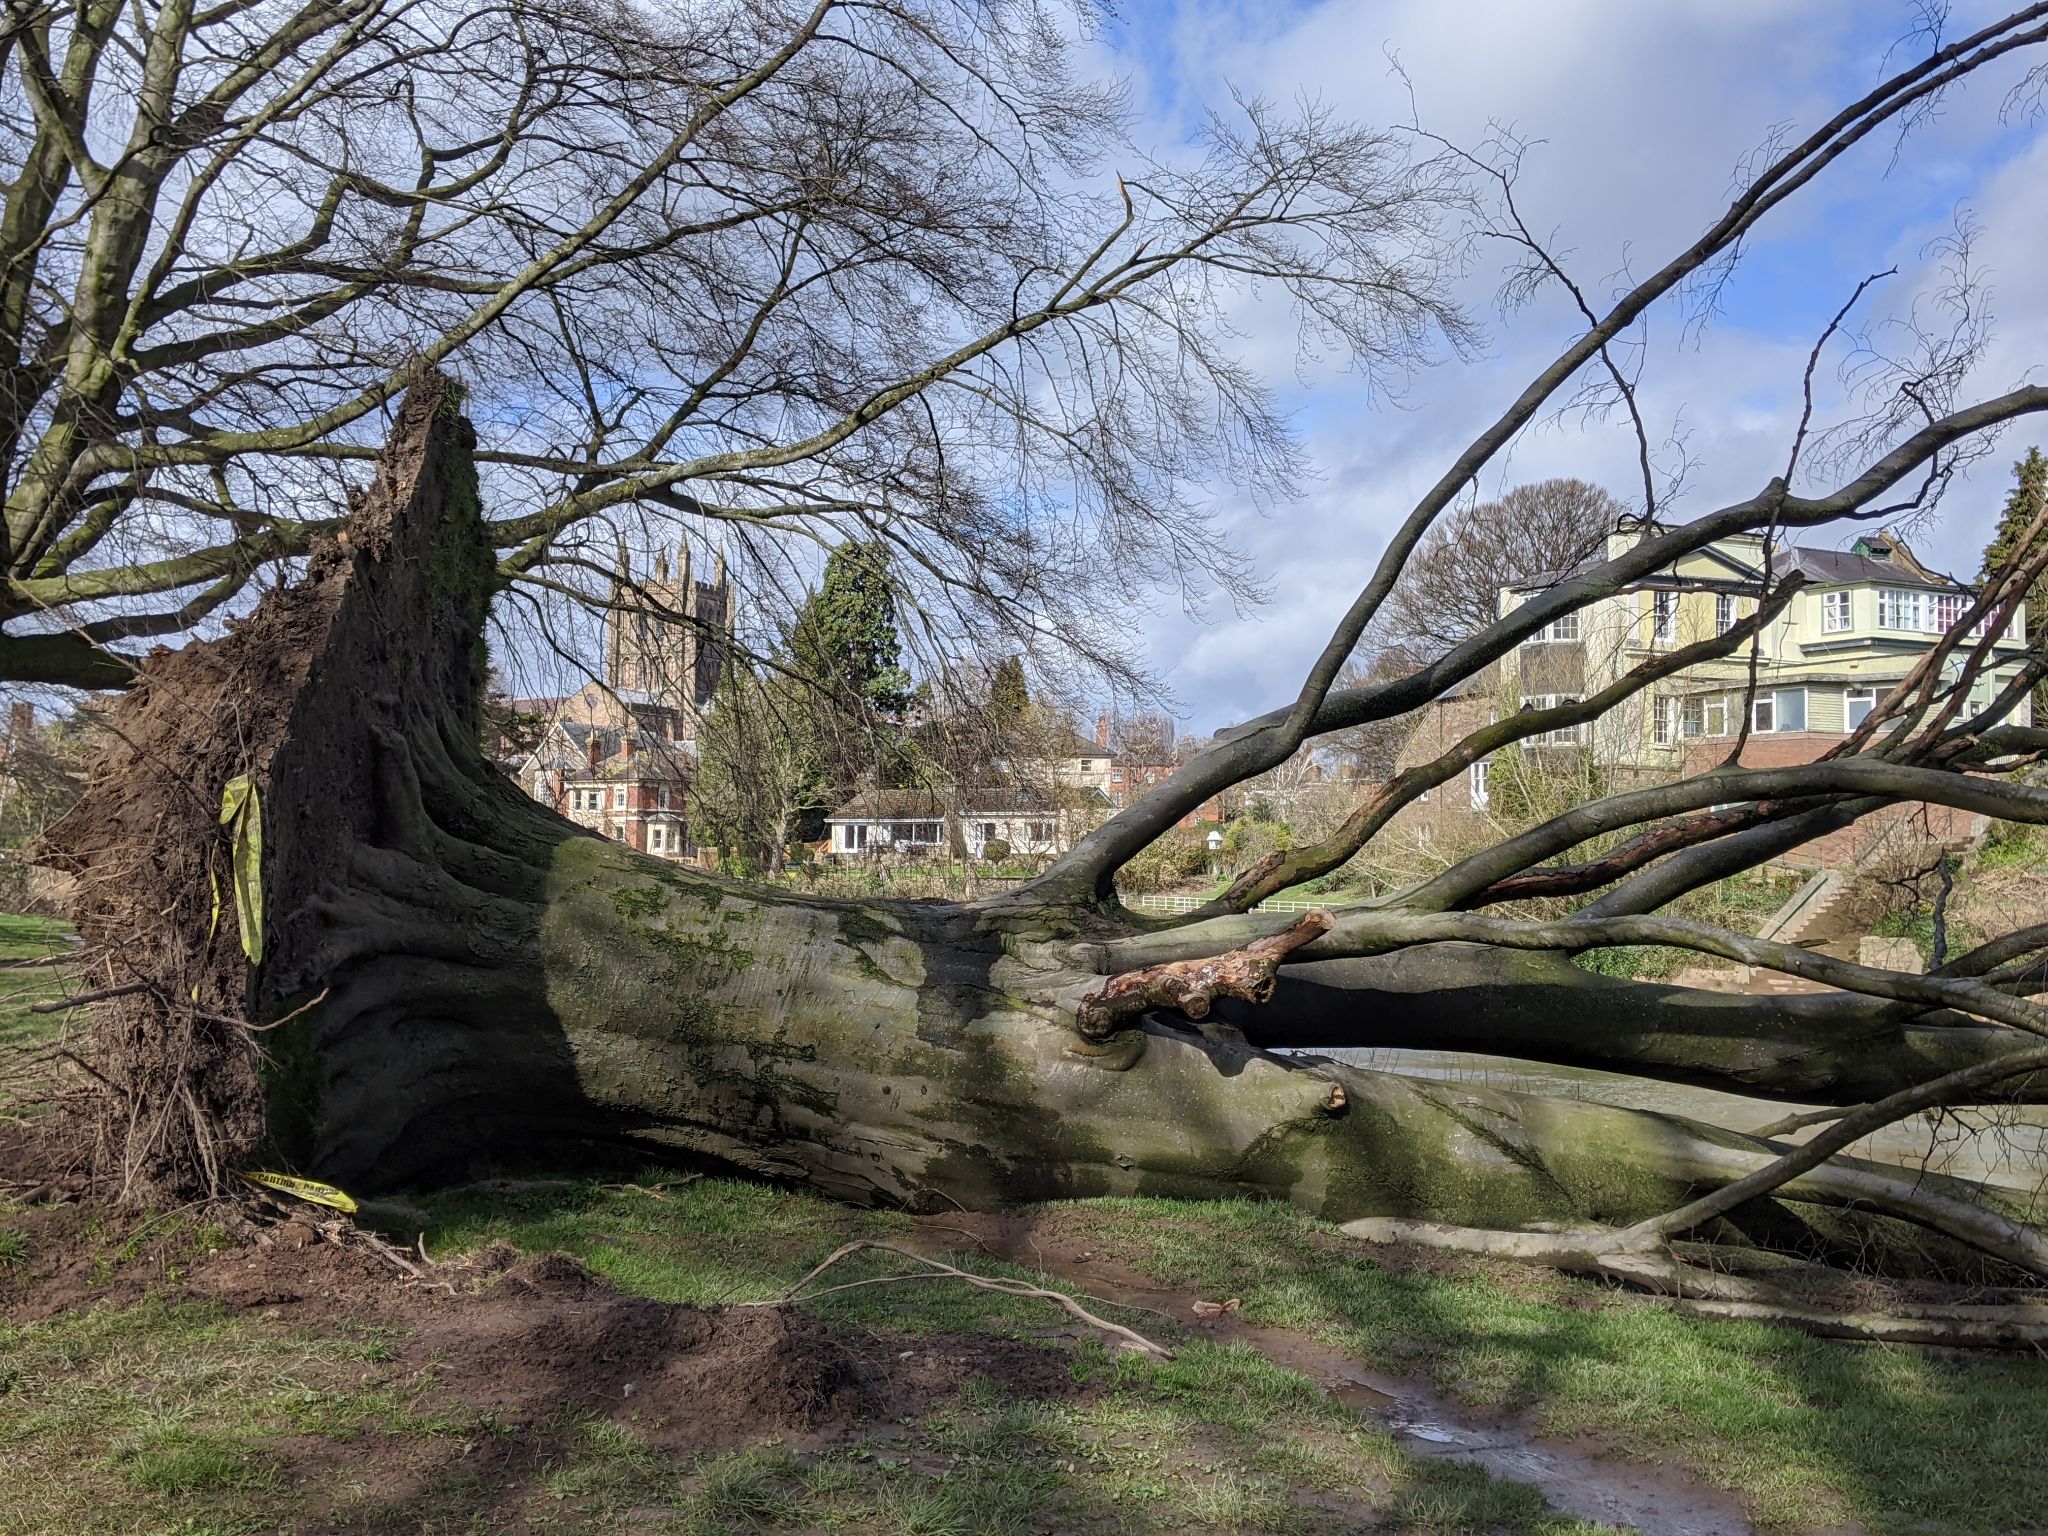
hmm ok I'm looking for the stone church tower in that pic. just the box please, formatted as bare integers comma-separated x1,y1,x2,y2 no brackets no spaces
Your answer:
604,541,734,736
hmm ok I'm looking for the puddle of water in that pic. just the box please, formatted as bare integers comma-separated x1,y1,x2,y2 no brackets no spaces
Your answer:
1246,1327,1754,1536
918,1216,1761,1536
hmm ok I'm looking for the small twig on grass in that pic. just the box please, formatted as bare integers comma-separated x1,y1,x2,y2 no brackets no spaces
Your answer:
749,1238,1173,1358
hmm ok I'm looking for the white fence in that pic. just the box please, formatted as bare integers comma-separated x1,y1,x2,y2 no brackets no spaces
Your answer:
1129,893,1334,914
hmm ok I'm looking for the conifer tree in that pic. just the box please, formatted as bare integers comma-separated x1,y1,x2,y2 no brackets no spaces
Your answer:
1981,447,2048,694
789,541,915,793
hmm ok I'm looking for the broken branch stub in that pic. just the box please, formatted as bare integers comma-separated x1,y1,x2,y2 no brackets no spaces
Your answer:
1076,910,1334,1040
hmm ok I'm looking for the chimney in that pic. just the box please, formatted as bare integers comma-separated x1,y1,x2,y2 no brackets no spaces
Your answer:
622,733,635,763
586,732,602,771
1094,713,1110,749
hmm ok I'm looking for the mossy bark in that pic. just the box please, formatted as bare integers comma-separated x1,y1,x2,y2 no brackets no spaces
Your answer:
40,373,2044,1281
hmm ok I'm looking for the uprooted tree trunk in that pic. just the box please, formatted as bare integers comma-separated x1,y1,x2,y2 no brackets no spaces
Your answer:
38,377,2048,1338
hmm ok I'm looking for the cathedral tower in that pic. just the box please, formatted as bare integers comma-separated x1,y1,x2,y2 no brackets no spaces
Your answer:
603,540,734,736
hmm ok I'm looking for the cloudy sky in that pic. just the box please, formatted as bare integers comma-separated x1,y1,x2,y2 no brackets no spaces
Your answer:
1087,0,2048,735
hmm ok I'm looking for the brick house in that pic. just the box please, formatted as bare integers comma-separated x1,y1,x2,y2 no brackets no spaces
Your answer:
519,721,692,859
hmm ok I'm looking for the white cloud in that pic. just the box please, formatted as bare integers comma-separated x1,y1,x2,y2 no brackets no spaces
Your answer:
1110,0,2048,731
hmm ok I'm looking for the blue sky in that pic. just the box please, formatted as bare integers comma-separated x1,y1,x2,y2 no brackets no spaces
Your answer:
1082,0,2048,734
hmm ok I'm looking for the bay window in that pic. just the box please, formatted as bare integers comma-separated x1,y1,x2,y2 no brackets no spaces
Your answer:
1821,590,1851,633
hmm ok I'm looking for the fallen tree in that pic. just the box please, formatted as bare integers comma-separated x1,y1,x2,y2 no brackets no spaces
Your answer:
33,373,2048,1327
31,10,2048,1344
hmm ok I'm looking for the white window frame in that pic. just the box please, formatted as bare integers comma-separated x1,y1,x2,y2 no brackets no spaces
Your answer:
1681,696,1703,738
1705,695,1729,737
613,785,626,809
649,826,665,853
1845,686,1877,731
1520,611,1581,644
1469,759,1490,808
1931,592,1967,633
1715,593,1737,635
1821,590,1851,634
1751,688,1808,734
1517,695,1585,747
1651,590,1678,643
1878,587,1925,632
1652,696,1677,747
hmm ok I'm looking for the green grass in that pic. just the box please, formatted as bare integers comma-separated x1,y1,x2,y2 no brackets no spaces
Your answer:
12,1171,2048,1532
0,913,84,1124
1,1176,1618,1535
1972,819,2044,874
1055,1196,2048,1534
411,1175,2048,1533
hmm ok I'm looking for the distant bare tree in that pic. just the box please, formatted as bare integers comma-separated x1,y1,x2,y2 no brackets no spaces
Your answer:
1381,479,1624,650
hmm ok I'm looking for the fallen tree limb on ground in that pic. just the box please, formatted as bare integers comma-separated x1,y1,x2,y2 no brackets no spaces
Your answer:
754,1239,1173,1358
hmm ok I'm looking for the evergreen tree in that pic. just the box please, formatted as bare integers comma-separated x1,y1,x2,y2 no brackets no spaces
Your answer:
988,655,1030,732
1982,446,2047,660
790,541,913,717
788,540,914,792
1979,448,2048,715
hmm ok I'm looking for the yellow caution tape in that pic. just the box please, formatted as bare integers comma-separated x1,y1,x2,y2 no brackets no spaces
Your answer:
241,1171,357,1213
219,774,264,964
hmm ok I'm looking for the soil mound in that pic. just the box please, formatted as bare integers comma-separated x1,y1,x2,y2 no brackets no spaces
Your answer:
424,1255,869,1442
3,1219,1089,1451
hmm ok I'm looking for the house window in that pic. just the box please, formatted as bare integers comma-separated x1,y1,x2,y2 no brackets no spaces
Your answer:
1521,612,1581,644
1716,594,1737,635
1752,689,1807,733
613,786,626,809
1518,695,1585,746
1652,697,1677,747
1931,592,1966,633
1468,760,1490,808
1878,588,1924,632
980,822,997,843
1705,695,1728,736
1845,686,1877,730
1681,697,1703,738
1029,822,1051,842
1822,591,1851,634
656,787,670,811
1651,591,1678,642
650,826,665,853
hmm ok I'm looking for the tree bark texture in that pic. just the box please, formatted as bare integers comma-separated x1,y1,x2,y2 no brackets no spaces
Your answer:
40,375,2048,1283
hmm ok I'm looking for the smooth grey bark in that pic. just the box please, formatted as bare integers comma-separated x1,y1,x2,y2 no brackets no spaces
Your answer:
1231,946,2048,1104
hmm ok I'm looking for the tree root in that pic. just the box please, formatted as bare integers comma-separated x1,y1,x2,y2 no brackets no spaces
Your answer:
756,1239,1173,1357
1341,1219,2048,1349
1076,910,1333,1040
